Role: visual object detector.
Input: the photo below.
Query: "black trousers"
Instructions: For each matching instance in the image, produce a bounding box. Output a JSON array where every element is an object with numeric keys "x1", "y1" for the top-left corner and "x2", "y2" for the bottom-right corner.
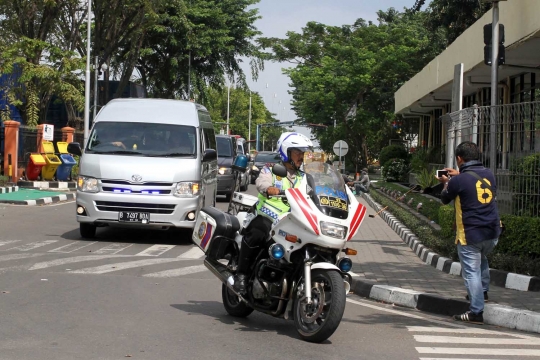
[{"x1": 242, "y1": 215, "x2": 273, "y2": 249}]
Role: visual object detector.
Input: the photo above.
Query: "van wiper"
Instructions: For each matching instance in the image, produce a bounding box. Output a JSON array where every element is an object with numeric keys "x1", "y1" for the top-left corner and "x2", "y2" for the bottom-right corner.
[
  {"x1": 146, "y1": 152, "x2": 192, "y2": 157},
  {"x1": 90, "y1": 150, "x2": 142, "y2": 155}
]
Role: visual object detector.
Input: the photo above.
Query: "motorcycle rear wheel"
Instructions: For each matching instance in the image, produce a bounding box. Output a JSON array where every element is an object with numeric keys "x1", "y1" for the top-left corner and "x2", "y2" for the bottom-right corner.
[
  {"x1": 293, "y1": 270, "x2": 346, "y2": 343},
  {"x1": 222, "y1": 284, "x2": 254, "y2": 317}
]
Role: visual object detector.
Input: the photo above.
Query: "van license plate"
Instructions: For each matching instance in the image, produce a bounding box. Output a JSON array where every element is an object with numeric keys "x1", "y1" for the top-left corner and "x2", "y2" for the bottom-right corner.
[{"x1": 119, "y1": 212, "x2": 150, "y2": 223}]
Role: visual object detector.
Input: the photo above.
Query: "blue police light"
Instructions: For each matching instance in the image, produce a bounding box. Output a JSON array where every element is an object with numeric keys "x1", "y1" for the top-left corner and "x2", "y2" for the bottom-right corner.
[
  {"x1": 268, "y1": 243, "x2": 285, "y2": 260},
  {"x1": 232, "y1": 154, "x2": 249, "y2": 173},
  {"x1": 337, "y1": 257, "x2": 352, "y2": 272}
]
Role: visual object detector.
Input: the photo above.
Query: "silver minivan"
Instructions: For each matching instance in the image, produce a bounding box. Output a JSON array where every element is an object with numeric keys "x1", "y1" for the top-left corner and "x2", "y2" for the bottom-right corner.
[{"x1": 67, "y1": 98, "x2": 218, "y2": 238}]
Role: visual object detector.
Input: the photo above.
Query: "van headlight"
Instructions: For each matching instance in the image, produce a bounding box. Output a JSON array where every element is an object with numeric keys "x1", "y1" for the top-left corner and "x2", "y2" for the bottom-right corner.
[
  {"x1": 218, "y1": 167, "x2": 232, "y2": 175},
  {"x1": 173, "y1": 182, "x2": 200, "y2": 197},
  {"x1": 77, "y1": 176, "x2": 99, "y2": 193},
  {"x1": 320, "y1": 222, "x2": 347, "y2": 240}
]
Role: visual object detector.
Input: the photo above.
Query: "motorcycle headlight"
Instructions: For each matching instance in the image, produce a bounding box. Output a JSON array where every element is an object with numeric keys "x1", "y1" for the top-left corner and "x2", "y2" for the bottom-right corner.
[
  {"x1": 77, "y1": 176, "x2": 99, "y2": 193},
  {"x1": 218, "y1": 167, "x2": 232, "y2": 175},
  {"x1": 320, "y1": 222, "x2": 348, "y2": 240},
  {"x1": 173, "y1": 182, "x2": 200, "y2": 197}
]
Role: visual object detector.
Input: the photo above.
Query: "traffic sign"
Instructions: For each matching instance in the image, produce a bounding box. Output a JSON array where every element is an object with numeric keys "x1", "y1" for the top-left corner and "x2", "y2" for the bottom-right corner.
[{"x1": 333, "y1": 140, "x2": 348, "y2": 157}]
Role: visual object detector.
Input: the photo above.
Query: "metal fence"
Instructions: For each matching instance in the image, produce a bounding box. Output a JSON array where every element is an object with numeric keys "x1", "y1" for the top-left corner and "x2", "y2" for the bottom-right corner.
[{"x1": 441, "y1": 101, "x2": 540, "y2": 217}]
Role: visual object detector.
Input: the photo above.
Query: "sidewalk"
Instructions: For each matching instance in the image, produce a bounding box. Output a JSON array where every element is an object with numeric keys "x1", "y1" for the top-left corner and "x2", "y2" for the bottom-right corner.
[
  {"x1": 0, "y1": 188, "x2": 75, "y2": 205},
  {"x1": 348, "y1": 195, "x2": 540, "y2": 334}
]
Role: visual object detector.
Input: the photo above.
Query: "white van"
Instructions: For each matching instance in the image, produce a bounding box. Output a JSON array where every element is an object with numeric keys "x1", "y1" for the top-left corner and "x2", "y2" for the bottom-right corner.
[{"x1": 67, "y1": 99, "x2": 218, "y2": 238}]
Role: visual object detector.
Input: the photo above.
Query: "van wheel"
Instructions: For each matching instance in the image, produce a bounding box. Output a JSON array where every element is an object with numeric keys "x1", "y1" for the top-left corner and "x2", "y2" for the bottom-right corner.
[{"x1": 80, "y1": 223, "x2": 96, "y2": 238}]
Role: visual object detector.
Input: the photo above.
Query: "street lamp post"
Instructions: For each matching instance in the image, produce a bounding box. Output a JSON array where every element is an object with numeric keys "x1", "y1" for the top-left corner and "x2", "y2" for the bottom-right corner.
[
  {"x1": 226, "y1": 84, "x2": 230, "y2": 135},
  {"x1": 83, "y1": 0, "x2": 92, "y2": 146},
  {"x1": 248, "y1": 91, "x2": 252, "y2": 152}
]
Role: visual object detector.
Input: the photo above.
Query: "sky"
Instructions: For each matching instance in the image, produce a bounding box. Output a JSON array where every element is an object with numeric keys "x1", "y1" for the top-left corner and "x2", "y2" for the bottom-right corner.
[{"x1": 240, "y1": 0, "x2": 431, "y2": 147}]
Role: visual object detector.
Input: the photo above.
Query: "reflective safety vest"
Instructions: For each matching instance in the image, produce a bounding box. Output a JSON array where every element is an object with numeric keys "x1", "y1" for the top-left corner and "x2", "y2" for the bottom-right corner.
[{"x1": 256, "y1": 172, "x2": 303, "y2": 222}]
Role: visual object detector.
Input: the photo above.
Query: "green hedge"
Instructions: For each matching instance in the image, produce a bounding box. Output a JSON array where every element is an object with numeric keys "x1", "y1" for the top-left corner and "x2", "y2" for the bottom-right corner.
[{"x1": 438, "y1": 205, "x2": 454, "y2": 239}]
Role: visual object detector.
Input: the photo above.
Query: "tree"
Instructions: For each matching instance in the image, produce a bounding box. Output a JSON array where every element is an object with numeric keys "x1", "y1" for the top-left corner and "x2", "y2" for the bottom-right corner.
[
  {"x1": 0, "y1": 0, "x2": 85, "y2": 126},
  {"x1": 258, "y1": 9, "x2": 443, "y2": 169}
]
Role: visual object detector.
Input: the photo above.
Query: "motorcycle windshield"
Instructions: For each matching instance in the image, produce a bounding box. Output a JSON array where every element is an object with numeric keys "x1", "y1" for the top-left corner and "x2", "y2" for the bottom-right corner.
[{"x1": 303, "y1": 161, "x2": 349, "y2": 219}]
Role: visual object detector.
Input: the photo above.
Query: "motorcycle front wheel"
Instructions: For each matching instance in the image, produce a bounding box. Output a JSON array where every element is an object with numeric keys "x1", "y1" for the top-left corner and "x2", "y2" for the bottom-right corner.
[
  {"x1": 293, "y1": 270, "x2": 346, "y2": 343},
  {"x1": 222, "y1": 283, "x2": 254, "y2": 317}
]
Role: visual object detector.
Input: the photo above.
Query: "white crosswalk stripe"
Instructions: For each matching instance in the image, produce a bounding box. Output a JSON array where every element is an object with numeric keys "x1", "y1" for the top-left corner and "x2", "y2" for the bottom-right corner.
[
  {"x1": 409, "y1": 326, "x2": 540, "y2": 359},
  {"x1": 29, "y1": 255, "x2": 130, "y2": 270},
  {"x1": 48, "y1": 241, "x2": 97, "y2": 253},
  {"x1": 177, "y1": 246, "x2": 205, "y2": 259},
  {"x1": 143, "y1": 264, "x2": 207, "y2": 278},
  {"x1": 0, "y1": 240, "x2": 21, "y2": 247},
  {"x1": 135, "y1": 244, "x2": 176, "y2": 257},
  {"x1": 69, "y1": 258, "x2": 184, "y2": 274},
  {"x1": 4, "y1": 240, "x2": 58, "y2": 251},
  {"x1": 92, "y1": 243, "x2": 133, "y2": 254}
]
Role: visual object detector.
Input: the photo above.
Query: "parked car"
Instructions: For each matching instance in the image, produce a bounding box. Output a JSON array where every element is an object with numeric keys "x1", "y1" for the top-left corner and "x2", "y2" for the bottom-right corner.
[
  {"x1": 250, "y1": 151, "x2": 281, "y2": 184},
  {"x1": 235, "y1": 137, "x2": 252, "y2": 192},
  {"x1": 67, "y1": 98, "x2": 218, "y2": 239},
  {"x1": 216, "y1": 135, "x2": 239, "y2": 201}
]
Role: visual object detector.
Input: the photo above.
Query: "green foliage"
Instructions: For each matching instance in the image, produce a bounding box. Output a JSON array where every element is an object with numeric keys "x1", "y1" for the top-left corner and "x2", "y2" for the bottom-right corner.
[
  {"x1": 409, "y1": 147, "x2": 444, "y2": 173},
  {"x1": 0, "y1": 175, "x2": 8, "y2": 187},
  {"x1": 71, "y1": 155, "x2": 80, "y2": 179},
  {"x1": 416, "y1": 168, "x2": 438, "y2": 189},
  {"x1": 438, "y1": 204, "x2": 455, "y2": 239},
  {"x1": 0, "y1": 104, "x2": 10, "y2": 122},
  {"x1": 510, "y1": 153, "x2": 540, "y2": 217},
  {"x1": 496, "y1": 214, "x2": 540, "y2": 258},
  {"x1": 258, "y1": 9, "x2": 444, "y2": 170},
  {"x1": 379, "y1": 144, "x2": 408, "y2": 167},
  {"x1": 382, "y1": 158, "x2": 408, "y2": 182},
  {"x1": 378, "y1": 181, "x2": 441, "y2": 223}
]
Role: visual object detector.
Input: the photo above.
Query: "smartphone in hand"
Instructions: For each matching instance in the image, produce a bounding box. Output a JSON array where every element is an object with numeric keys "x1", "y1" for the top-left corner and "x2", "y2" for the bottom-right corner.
[{"x1": 436, "y1": 169, "x2": 449, "y2": 178}]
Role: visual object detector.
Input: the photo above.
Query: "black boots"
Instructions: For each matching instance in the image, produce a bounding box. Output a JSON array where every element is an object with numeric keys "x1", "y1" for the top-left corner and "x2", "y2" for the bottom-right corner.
[{"x1": 233, "y1": 239, "x2": 259, "y2": 294}]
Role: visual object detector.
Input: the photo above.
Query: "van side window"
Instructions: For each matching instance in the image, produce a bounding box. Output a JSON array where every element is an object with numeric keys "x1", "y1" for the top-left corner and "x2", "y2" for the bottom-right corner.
[{"x1": 198, "y1": 111, "x2": 216, "y2": 151}]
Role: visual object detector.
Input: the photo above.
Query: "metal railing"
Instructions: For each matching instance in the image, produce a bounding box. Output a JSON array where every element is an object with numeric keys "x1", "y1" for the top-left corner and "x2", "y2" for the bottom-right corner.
[{"x1": 440, "y1": 101, "x2": 540, "y2": 217}]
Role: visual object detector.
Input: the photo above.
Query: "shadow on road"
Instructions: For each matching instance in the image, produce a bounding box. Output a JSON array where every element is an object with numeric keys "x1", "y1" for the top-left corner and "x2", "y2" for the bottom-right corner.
[
  {"x1": 61, "y1": 226, "x2": 194, "y2": 245},
  {"x1": 170, "y1": 300, "x2": 332, "y2": 343}
]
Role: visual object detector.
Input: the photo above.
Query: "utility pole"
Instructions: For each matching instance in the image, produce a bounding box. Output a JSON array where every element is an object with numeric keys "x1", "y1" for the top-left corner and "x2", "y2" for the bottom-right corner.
[
  {"x1": 489, "y1": 0, "x2": 503, "y2": 173},
  {"x1": 226, "y1": 84, "x2": 230, "y2": 135},
  {"x1": 83, "y1": 0, "x2": 92, "y2": 146},
  {"x1": 248, "y1": 91, "x2": 252, "y2": 152}
]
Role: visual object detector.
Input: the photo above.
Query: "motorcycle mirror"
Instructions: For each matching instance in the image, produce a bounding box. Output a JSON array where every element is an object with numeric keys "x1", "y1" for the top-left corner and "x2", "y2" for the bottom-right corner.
[{"x1": 272, "y1": 163, "x2": 287, "y2": 178}]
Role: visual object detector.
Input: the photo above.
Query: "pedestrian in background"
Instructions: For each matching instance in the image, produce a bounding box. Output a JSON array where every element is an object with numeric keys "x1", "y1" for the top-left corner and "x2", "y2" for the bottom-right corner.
[
  {"x1": 348, "y1": 168, "x2": 370, "y2": 194},
  {"x1": 437, "y1": 141, "x2": 501, "y2": 325}
]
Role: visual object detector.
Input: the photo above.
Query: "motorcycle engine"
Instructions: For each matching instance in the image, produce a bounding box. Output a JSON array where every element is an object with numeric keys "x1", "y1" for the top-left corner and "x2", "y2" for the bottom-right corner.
[{"x1": 251, "y1": 262, "x2": 284, "y2": 300}]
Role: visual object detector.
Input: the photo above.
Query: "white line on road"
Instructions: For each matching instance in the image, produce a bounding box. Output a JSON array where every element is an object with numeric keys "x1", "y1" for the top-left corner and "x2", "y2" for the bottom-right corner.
[
  {"x1": 143, "y1": 264, "x2": 208, "y2": 278},
  {"x1": 5, "y1": 240, "x2": 58, "y2": 251},
  {"x1": 420, "y1": 358, "x2": 510, "y2": 360},
  {"x1": 0, "y1": 240, "x2": 21, "y2": 247},
  {"x1": 48, "y1": 241, "x2": 97, "y2": 253},
  {"x1": 92, "y1": 243, "x2": 133, "y2": 254},
  {"x1": 408, "y1": 326, "x2": 537, "y2": 340},
  {"x1": 414, "y1": 335, "x2": 540, "y2": 345},
  {"x1": 0, "y1": 253, "x2": 48, "y2": 262},
  {"x1": 177, "y1": 246, "x2": 205, "y2": 259},
  {"x1": 69, "y1": 258, "x2": 183, "y2": 274},
  {"x1": 135, "y1": 245, "x2": 176, "y2": 257},
  {"x1": 29, "y1": 255, "x2": 131, "y2": 270},
  {"x1": 416, "y1": 347, "x2": 540, "y2": 356}
]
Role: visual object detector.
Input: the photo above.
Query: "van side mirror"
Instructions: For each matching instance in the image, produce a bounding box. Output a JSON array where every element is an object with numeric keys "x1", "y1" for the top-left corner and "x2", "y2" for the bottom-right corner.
[
  {"x1": 67, "y1": 142, "x2": 82, "y2": 156},
  {"x1": 203, "y1": 149, "x2": 217, "y2": 162},
  {"x1": 272, "y1": 163, "x2": 287, "y2": 178}
]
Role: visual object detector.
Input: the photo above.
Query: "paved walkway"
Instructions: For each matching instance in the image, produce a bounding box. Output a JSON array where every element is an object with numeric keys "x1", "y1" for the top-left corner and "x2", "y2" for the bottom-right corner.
[{"x1": 348, "y1": 195, "x2": 540, "y2": 317}]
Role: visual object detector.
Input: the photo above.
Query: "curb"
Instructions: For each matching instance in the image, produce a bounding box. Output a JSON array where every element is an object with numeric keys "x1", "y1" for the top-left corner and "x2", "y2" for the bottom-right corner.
[
  {"x1": 17, "y1": 181, "x2": 76, "y2": 190},
  {"x1": 0, "y1": 193, "x2": 75, "y2": 206},
  {"x1": 362, "y1": 192, "x2": 540, "y2": 292},
  {"x1": 350, "y1": 278, "x2": 540, "y2": 334},
  {"x1": 0, "y1": 186, "x2": 19, "y2": 194}
]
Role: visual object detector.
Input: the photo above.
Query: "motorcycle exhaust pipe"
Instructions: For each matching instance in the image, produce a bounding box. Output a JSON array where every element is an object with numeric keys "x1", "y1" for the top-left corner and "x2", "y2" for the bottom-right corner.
[
  {"x1": 343, "y1": 280, "x2": 351, "y2": 295},
  {"x1": 204, "y1": 258, "x2": 248, "y2": 303}
]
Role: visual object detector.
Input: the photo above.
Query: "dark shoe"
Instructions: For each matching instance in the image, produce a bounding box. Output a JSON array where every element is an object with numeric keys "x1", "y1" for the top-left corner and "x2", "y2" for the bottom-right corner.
[
  {"x1": 465, "y1": 291, "x2": 488, "y2": 302},
  {"x1": 453, "y1": 311, "x2": 483, "y2": 324},
  {"x1": 233, "y1": 274, "x2": 247, "y2": 294}
]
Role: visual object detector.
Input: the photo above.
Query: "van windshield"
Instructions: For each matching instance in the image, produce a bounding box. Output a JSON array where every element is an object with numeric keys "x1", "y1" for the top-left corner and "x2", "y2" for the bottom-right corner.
[
  {"x1": 216, "y1": 137, "x2": 232, "y2": 158},
  {"x1": 86, "y1": 122, "x2": 197, "y2": 157}
]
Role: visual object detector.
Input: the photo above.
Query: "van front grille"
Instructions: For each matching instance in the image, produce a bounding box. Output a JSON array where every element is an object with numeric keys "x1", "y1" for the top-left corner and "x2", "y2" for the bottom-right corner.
[
  {"x1": 101, "y1": 180, "x2": 173, "y2": 187},
  {"x1": 95, "y1": 201, "x2": 176, "y2": 214}
]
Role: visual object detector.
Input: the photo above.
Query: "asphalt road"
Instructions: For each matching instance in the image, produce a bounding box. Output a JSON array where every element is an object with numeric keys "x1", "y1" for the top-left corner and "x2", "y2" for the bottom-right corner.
[{"x1": 1, "y1": 188, "x2": 540, "y2": 360}]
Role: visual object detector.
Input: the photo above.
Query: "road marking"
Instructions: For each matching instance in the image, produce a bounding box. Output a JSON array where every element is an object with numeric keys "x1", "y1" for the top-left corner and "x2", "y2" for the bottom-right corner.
[
  {"x1": 420, "y1": 358, "x2": 510, "y2": 360},
  {"x1": 416, "y1": 347, "x2": 540, "y2": 356},
  {"x1": 29, "y1": 255, "x2": 130, "y2": 270},
  {"x1": 407, "y1": 326, "x2": 536, "y2": 340},
  {"x1": 177, "y1": 246, "x2": 205, "y2": 259},
  {"x1": 0, "y1": 253, "x2": 47, "y2": 262},
  {"x1": 143, "y1": 264, "x2": 208, "y2": 278},
  {"x1": 5, "y1": 240, "x2": 58, "y2": 251},
  {"x1": 48, "y1": 241, "x2": 97, "y2": 253},
  {"x1": 69, "y1": 258, "x2": 183, "y2": 274},
  {"x1": 92, "y1": 243, "x2": 133, "y2": 254},
  {"x1": 0, "y1": 240, "x2": 20, "y2": 247},
  {"x1": 135, "y1": 245, "x2": 176, "y2": 257},
  {"x1": 414, "y1": 335, "x2": 540, "y2": 345}
]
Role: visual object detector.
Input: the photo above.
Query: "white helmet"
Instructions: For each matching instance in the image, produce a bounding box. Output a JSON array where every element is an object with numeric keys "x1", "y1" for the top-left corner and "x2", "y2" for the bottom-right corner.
[{"x1": 277, "y1": 132, "x2": 314, "y2": 164}]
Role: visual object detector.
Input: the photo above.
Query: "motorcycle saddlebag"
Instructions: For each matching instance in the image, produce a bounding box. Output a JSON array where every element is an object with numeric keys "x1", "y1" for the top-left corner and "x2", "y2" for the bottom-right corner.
[{"x1": 192, "y1": 206, "x2": 240, "y2": 253}]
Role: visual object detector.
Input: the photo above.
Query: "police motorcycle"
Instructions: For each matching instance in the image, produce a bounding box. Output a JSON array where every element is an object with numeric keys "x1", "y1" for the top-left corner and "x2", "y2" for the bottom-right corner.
[{"x1": 192, "y1": 155, "x2": 366, "y2": 343}]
